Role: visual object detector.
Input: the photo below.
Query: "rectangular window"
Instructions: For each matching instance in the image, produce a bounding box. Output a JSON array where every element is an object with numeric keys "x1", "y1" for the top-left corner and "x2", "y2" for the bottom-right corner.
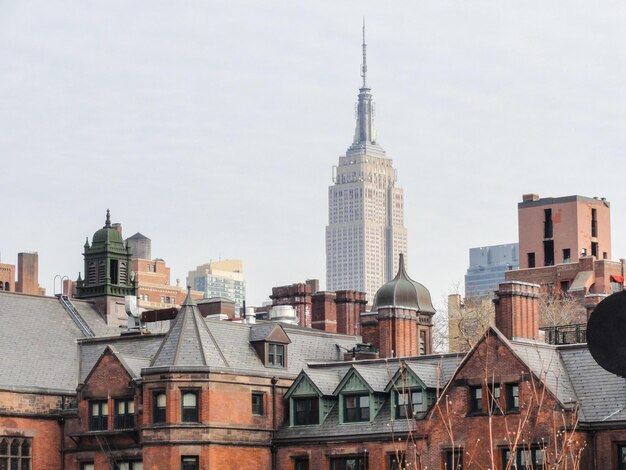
[
  {"x1": 182, "y1": 391, "x2": 199, "y2": 422},
  {"x1": 543, "y1": 240, "x2": 554, "y2": 266},
  {"x1": 252, "y1": 392, "x2": 264, "y2": 416},
  {"x1": 114, "y1": 398, "x2": 135, "y2": 429},
  {"x1": 0, "y1": 437, "x2": 31, "y2": 470},
  {"x1": 343, "y1": 394, "x2": 370, "y2": 422},
  {"x1": 294, "y1": 397, "x2": 319, "y2": 425},
  {"x1": 591, "y1": 242, "x2": 598, "y2": 258},
  {"x1": 445, "y1": 449, "x2": 463, "y2": 470},
  {"x1": 181, "y1": 456, "x2": 199, "y2": 470},
  {"x1": 563, "y1": 248, "x2": 571, "y2": 263},
  {"x1": 502, "y1": 448, "x2": 544, "y2": 468},
  {"x1": 268, "y1": 344, "x2": 285, "y2": 368},
  {"x1": 618, "y1": 445, "x2": 626, "y2": 470},
  {"x1": 389, "y1": 453, "x2": 406, "y2": 470},
  {"x1": 544, "y1": 208, "x2": 553, "y2": 238},
  {"x1": 507, "y1": 384, "x2": 520, "y2": 412},
  {"x1": 89, "y1": 400, "x2": 108, "y2": 431},
  {"x1": 591, "y1": 208, "x2": 598, "y2": 237},
  {"x1": 395, "y1": 389, "x2": 423, "y2": 419},
  {"x1": 110, "y1": 259, "x2": 119, "y2": 284},
  {"x1": 81, "y1": 463, "x2": 95, "y2": 470},
  {"x1": 116, "y1": 462, "x2": 143, "y2": 470},
  {"x1": 419, "y1": 330, "x2": 426, "y2": 355},
  {"x1": 488, "y1": 384, "x2": 501, "y2": 415},
  {"x1": 560, "y1": 280, "x2": 570, "y2": 293},
  {"x1": 330, "y1": 456, "x2": 366, "y2": 470},
  {"x1": 527, "y1": 253, "x2": 535, "y2": 268},
  {"x1": 293, "y1": 458, "x2": 309, "y2": 470},
  {"x1": 470, "y1": 386, "x2": 482, "y2": 413},
  {"x1": 153, "y1": 392, "x2": 166, "y2": 424}
]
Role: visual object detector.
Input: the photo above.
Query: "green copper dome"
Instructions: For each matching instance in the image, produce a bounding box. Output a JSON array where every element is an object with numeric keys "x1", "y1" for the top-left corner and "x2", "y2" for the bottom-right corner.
[
  {"x1": 372, "y1": 254, "x2": 436, "y2": 314},
  {"x1": 91, "y1": 210, "x2": 124, "y2": 247}
]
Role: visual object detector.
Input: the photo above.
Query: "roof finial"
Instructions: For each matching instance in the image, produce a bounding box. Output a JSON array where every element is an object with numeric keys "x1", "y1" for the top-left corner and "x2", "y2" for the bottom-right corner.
[
  {"x1": 361, "y1": 18, "x2": 367, "y2": 89},
  {"x1": 105, "y1": 209, "x2": 111, "y2": 228}
]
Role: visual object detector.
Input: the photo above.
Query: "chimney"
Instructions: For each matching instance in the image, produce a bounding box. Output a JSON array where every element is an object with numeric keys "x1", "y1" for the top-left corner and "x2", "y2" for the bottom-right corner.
[
  {"x1": 111, "y1": 223, "x2": 123, "y2": 236},
  {"x1": 336, "y1": 290, "x2": 367, "y2": 336},
  {"x1": 494, "y1": 281, "x2": 540, "y2": 340},
  {"x1": 311, "y1": 291, "x2": 337, "y2": 332},
  {"x1": 16, "y1": 252, "x2": 39, "y2": 295}
]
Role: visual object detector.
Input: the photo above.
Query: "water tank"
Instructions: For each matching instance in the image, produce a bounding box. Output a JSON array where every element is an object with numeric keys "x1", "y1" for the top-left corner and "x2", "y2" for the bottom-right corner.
[
  {"x1": 245, "y1": 307, "x2": 256, "y2": 324},
  {"x1": 269, "y1": 305, "x2": 298, "y2": 324}
]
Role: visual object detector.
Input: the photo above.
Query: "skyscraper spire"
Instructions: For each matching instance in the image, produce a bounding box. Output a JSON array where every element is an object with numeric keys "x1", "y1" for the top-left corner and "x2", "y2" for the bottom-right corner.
[
  {"x1": 361, "y1": 18, "x2": 367, "y2": 89},
  {"x1": 352, "y1": 20, "x2": 378, "y2": 148}
]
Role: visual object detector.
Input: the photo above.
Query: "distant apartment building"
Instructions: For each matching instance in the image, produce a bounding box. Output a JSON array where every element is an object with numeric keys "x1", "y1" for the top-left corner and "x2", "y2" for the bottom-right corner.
[
  {"x1": 187, "y1": 259, "x2": 246, "y2": 310},
  {"x1": 464, "y1": 243, "x2": 519, "y2": 299},
  {"x1": 518, "y1": 194, "x2": 611, "y2": 269},
  {"x1": 125, "y1": 232, "x2": 202, "y2": 309},
  {"x1": 0, "y1": 252, "x2": 44, "y2": 295},
  {"x1": 0, "y1": 262, "x2": 15, "y2": 292}
]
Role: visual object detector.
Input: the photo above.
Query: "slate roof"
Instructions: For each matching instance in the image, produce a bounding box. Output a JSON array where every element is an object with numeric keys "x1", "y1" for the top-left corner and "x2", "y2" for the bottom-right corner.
[
  {"x1": 559, "y1": 345, "x2": 626, "y2": 423},
  {"x1": 510, "y1": 339, "x2": 578, "y2": 405},
  {"x1": 0, "y1": 292, "x2": 115, "y2": 393},
  {"x1": 151, "y1": 292, "x2": 228, "y2": 368}
]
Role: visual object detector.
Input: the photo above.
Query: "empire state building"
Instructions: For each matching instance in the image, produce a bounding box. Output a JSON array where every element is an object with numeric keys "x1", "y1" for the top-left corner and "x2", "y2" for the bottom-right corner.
[{"x1": 325, "y1": 27, "x2": 407, "y2": 303}]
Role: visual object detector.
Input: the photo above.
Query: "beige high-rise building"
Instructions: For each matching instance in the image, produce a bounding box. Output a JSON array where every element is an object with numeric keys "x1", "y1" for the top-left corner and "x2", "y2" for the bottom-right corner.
[
  {"x1": 187, "y1": 259, "x2": 246, "y2": 310},
  {"x1": 325, "y1": 28, "x2": 407, "y2": 303}
]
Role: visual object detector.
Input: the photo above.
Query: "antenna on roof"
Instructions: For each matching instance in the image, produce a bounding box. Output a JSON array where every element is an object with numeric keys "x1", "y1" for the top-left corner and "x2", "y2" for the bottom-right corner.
[{"x1": 360, "y1": 18, "x2": 367, "y2": 89}]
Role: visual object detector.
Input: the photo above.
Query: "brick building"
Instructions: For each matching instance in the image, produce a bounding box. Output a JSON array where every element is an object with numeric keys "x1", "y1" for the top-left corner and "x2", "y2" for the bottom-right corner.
[{"x1": 2, "y1": 244, "x2": 626, "y2": 469}]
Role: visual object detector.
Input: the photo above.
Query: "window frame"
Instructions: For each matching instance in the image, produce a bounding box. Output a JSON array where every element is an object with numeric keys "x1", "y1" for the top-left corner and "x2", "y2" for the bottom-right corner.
[
  {"x1": 343, "y1": 393, "x2": 370, "y2": 423},
  {"x1": 395, "y1": 389, "x2": 423, "y2": 419},
  {"x1": 618, "y1": 444, "x2": 626, "y2": 470},
  {"x1": 293, "y1": 396, "x2": 320, "y2": 426},
  {"x1": 181, "y1": 456, "x2": 199, "y2": 470},
  {"x1": 445, "y1": 448, "x2": 463, "y2": 470},
  {"x1": 0, "y1": 437, "x2": 31, "y2": 470},
  {"x1": 469, "y1": 386, "x2": 482, "y2": 414},
  {"x1": 389, "y1": 452, "x2": 407, "y2": 470},
  {"x1": 268, "y1": 343, "x2": 285, "y2": 368},
  {"x1": 153, "y1": 391, "x2": 166, "y2": 424},
  {"x1": 293, "y1": 457, "x2": 310, "y2": 470},
  {"x1": 251, "y1": 392, "x2": 264, "y2": 416},
  {"x1": 506, "y1": 383, "x2": 520, "y2": 413},
  {"x1": 181, "y1": 390, "x2": 199, "y2": 423},
  {"x1": 329, "y1": 455, "x2": 366, "y2": 470},
  {"x1": 115, "y1": 461, "x2": 143, "y2": 470},
  {"x1": 80, "y1": 463, "x2": 95, "y2": 470},
  {"x1": 502, "y1": 447, "x2": 545, "y2": 469},
  {"x1": 487, "y1": 383, "x2": 501, "y2": 415},
  {"x1": 114, "y1": 397, "x2": 135, "y2": 430},
  {"x1": 89, "y1": 399, "x2": 109, "y2": 431}
]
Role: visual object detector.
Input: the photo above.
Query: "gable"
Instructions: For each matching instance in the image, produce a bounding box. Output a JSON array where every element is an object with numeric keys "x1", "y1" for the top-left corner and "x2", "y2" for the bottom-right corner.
[
  {"x1": 385, "y1": 364, "x2": 426, "y2": 393},
  {"x1": 81, "y1": 347, "x2": 134, "y2": 399},
  {"x1": 286, "y1": 373, "x2": 321, "y2": 399},
  {"x1": 334, "y1": 368, "x2": 371, "y2": 395}
]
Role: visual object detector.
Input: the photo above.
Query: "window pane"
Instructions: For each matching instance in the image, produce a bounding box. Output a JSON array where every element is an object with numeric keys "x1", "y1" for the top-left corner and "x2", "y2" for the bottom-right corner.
[
  {"x1": 92, "y1": 403, "x2": 99, "y2": 416},
  {"x1": 10, "y1": 442, "x2": 18, "y2": 456},
  {"x1": 156, "y1": 393, "x2": 166, "y2": 407},
  {"x1": 20, "y1": 442, "x2": 29, "y2": 457},
  {"x1": 119, "y1": 463, "x2": 129, "y2": 470},
  {"x1": 102, "y1": 403, "x2": 108, "y2": 415},
  {"x1": 183, "y1": 393, "x2": 197, "y2": 407},
  {"x1": 134, "y1": 463, "x2": 143, "y2": 470},
  {"x1": 118, "y1": 401, "x2": 126, "y2": 414},
  {"x1": 128, "y1": 401, "x2": 135, "y2": 414}
]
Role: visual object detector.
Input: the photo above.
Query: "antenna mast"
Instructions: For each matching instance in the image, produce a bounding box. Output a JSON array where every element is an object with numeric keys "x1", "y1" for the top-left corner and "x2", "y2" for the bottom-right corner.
[{"x1": 361, "y1": 18, "x2": 367, "y2": 88}]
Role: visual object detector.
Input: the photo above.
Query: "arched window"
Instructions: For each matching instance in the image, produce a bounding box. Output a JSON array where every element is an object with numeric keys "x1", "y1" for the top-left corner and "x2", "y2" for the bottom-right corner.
[
  {"x1": 0, "y1": 437, "x2": 31, "y2": 469},
  {"x1": 4, "y1": 282, "x2": 8, "y2": 292},
  {"x1": 0, "y1": 282, "x2": 3, "y2": 291}
]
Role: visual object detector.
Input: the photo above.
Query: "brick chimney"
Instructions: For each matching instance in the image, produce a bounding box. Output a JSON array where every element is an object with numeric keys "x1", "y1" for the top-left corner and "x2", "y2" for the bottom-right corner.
[
  {"x1": 494, "y1": 281, "x2": 540, "y2": 340},
  {"x1": 311, "y1": 291, "x2": 337, "y2": 332},
  {"x1": 336, "y1": 290, "x2": 367, "y2": 336}
]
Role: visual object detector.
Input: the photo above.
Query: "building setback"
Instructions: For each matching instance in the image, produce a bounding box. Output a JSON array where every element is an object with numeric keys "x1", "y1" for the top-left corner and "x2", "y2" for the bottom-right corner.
[
  {"x1": 187, "y1": 259, "x2": 246, "y2": 311},
  {"x1": 326, "y1": 26, "x2": 407, "y2": 303}
]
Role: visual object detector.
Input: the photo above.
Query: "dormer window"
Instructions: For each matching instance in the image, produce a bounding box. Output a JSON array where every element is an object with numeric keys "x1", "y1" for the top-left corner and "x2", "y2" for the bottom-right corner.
[
  {"x1": 294, "y1": 397, "x2": 319, "y2": 425},
  {"x1": 268, "y1": 343, "x2": 285, "y2": 368},
  {"x1": 395, "y1": 389, "x2": 423, "y2": 419},
  {"x1": 343, "y1": 394, "x2": 370, "y2": 422}
]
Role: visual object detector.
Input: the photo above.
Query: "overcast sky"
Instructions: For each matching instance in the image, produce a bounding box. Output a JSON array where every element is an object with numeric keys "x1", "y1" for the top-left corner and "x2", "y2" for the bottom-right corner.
[{"x1": 2, "y1": 1, "x2": 626, "y2": 308}]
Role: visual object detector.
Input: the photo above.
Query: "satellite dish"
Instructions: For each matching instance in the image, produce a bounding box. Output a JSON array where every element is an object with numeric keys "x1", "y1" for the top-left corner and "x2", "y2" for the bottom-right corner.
[{"x1": 587, "y1": 290, "x2": 626, "y2": 377}]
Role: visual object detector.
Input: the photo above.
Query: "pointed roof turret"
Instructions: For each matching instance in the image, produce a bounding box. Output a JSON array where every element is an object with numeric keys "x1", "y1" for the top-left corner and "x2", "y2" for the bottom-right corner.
[
  {"x1": 372, "y1": 254, "x2": 436, "y2": 314},
  {"x1": 150, "y1": 288, "x2": 228, "y2": 369}
]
